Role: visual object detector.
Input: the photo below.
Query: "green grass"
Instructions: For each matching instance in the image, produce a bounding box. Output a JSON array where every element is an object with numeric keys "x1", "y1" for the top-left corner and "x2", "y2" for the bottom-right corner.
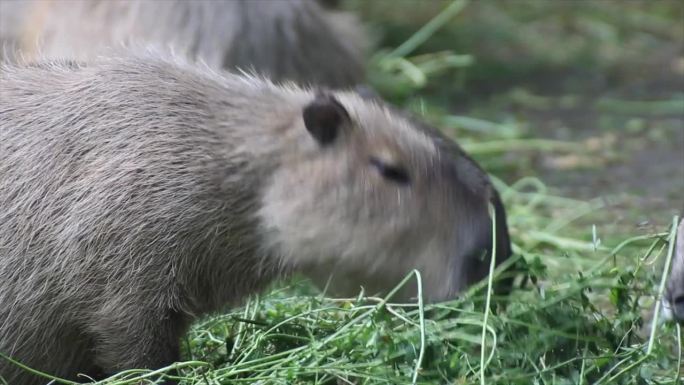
[
  {"x1": 4, "y1": 1, "x2": 683, "y2": 384},
  {"x1": 26, "y1": 184, "x2": 680, "y2": 384}
]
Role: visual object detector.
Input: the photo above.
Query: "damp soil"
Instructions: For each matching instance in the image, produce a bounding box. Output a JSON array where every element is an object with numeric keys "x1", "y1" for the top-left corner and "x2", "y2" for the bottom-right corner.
[{"x1": 458, "y1": 55, "x2": 684, "y2": 232}]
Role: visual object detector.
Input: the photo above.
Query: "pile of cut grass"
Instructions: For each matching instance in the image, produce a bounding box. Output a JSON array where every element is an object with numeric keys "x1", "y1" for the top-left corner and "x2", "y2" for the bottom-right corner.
[{"x1": 83, "y1": 180, "x2": 679, "y2": 385}]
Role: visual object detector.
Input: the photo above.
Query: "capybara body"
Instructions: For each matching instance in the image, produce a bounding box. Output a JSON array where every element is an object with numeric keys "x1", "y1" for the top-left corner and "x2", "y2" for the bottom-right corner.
[
  {"x1": 0, "y1": 53, "x2": 510, "y2": 383},
  {"x1": 0, "y1": 0, "x2": 30, "y2": 58},
  {"x1": 17, "y1": 0, "x2": 366, "y2": 87},
  {"x1": 664, "y1": 218, "x2": 684, "y2": 324}
]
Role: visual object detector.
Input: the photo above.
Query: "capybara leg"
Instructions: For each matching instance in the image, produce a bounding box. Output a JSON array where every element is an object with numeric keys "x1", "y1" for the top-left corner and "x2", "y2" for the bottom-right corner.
[{"x1": 89, "y1": 307, "x2": 186, "y2": 383}]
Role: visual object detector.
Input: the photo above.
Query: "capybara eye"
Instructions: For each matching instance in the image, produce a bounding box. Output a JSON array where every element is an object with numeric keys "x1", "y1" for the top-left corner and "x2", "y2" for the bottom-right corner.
[{"x1": 369, "y1": 156, "x2": 410, "y2": 185}]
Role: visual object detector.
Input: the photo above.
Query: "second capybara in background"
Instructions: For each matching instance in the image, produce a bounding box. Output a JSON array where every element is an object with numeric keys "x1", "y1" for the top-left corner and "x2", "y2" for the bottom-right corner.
[
  {"x1": 0, "y1": 0, "x2": 31, "y2": 58},
  {"x1": 16, "y1": 0, "x2": 367, "y2": 87}
]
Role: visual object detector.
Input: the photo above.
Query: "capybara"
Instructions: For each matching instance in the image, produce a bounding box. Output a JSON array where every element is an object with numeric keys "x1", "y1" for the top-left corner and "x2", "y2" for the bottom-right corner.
[
  {"x1": 664, "y1": 218, "x2": 684, "y2": 324},
  {"x1": 0, "y1": 0, "x2": 30, "y2": 59},
  {"x1": 0, "y1": 52, "x2": 510, "y2": 384},
  {"x1": 15, "y1": 0, "x2": 366, "y2": 87}
]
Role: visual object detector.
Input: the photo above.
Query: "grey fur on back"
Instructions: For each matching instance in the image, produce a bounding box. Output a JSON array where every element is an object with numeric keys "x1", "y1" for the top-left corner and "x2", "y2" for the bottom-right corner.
[
  {"x1": 17, "y1": 0, "x2": 366, "y2": 88},
  {"x1": 0, "y1": 54, "x2": 286, "y2": 383},
  {"x1": 0, "y1": 52, "x2": 508, "y2": 383}
]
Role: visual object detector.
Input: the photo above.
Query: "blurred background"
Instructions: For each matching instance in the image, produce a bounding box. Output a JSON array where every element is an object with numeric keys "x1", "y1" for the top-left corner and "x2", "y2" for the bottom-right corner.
[{"x1": 355, "y1": 0, "x2": 683, "y2": 236}]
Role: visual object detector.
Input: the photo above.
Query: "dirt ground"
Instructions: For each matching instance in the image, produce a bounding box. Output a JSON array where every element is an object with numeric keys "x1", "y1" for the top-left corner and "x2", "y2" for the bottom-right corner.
[
  {"x1": 459, "y1": 51, "x2": 684, "y2": 232},
  {"x1": 527, "y1": 81, "x2": 682, "y2": 226}
]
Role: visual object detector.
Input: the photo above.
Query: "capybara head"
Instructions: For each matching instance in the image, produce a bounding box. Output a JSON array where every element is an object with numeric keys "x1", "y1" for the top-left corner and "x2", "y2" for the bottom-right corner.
[{"x1": 259, "y1": 92, "x2": 510, "y2": 301}]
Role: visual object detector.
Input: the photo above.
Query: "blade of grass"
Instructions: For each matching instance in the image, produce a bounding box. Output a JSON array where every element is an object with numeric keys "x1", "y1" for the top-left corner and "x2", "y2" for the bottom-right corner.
[
  {"x1": 480, "y1": 203, "x2": 499, "y2": 385},
  {"x1": 387, "y1": 0, "x2": 469, "y2": 59}
]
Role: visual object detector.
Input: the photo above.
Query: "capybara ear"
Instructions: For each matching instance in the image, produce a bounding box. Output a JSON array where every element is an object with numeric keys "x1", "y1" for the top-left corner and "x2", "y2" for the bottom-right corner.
[{"x1": 303, "y1": 93, "x2": 351, "y2": 146}]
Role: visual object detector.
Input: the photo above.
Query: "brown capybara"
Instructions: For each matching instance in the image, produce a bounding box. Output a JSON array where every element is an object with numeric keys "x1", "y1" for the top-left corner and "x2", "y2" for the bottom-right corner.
[
  {"x1": 0, "y1": 52, "x2": 511, "y2": 384},
  {"x1": 14, "y1": 0, "x2": 366, "y2": 88}
]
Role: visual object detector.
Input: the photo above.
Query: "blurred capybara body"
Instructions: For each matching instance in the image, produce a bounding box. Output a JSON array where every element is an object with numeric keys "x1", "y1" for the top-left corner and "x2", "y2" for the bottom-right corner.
[
  {"x1": 16, "y1": 0, "x2": 366, "y2": 87},
  {"x1": 0, "y1": 0, "x2": 30, "y2": 58},
  {"x1": 664, "y1": 218, "x2": 684, "y2": 324},
  {"x1": 0, "y1": 53, "x2": 510, "y2": 384}
]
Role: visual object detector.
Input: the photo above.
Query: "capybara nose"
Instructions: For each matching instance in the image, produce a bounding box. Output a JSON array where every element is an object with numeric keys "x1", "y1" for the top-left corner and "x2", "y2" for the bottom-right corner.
[{"x1": 673, "y1": 294, "x2": 684, "y2": 324}]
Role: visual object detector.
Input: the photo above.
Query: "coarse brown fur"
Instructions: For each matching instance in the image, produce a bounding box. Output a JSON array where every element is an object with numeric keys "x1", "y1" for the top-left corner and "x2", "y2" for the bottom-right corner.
[
  {"x1": 13, "y1": 0, "x2": 366, "y2": 88},
  {"x1": 0, "y1": 52, "x2": 510, "y2": 384}
]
